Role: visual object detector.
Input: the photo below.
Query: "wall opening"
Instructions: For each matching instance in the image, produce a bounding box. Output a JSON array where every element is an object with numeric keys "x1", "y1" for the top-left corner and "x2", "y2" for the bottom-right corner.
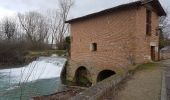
[
  {"x1": 74, "y1": 66, "x2": 92, "y2": 87},
  {"x1": 151, "y1": 46, "x2": 156, "y2": 61},
  {"x1": 90, "y1": 43, "x2": 97, "y2": 51},
  {"x1": 97, "y1": 70, "x2": 116, "y2": 82},
  {"x1": 146, "y1": 9, "x2": 152, "y2": 36}
]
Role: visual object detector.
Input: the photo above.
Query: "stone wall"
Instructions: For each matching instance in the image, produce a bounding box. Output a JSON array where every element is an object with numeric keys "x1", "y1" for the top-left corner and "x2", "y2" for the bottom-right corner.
[
  {"x1": 66, "y1": 60, "x2": 125, "y2": 85},
  {"x1": 70, "y1": 73, "x2": 127, "y2": 100},
  {"x1": 161, "y1": 52, "x2": 170, "y2": 60}
]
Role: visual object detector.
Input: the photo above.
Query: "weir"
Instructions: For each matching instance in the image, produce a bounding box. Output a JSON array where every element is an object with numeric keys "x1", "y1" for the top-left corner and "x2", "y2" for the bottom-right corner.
[{"x1": 0, "y1": 56, "x2": 67, "y2": 100}]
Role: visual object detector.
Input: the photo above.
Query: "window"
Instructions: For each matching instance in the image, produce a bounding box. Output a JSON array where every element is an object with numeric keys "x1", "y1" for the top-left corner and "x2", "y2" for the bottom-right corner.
[
  {"x1": 156, "y1": 27, "x2": 161, "y2": 36},
  {"x1": 90, "y1": 43, "x2": 97, "y2": 51},
  {"x1": 146, "y1": 9, "x2": 152, "y2": 35}
]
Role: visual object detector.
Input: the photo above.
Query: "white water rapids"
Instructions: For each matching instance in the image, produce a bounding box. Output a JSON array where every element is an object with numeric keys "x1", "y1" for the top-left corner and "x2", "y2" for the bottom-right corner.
[
  {"x1": 0, "y1": 56, "x2": 67, "y2": 100},
  {"x1": 0, "y1": 57, "x2": 66, "y2": 83}
]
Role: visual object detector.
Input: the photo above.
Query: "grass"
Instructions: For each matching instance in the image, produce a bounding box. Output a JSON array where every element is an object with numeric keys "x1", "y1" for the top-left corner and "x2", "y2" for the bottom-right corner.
[
  {"x1": 128, "y1": 62, "x2": 158, "y2": 75},
  {"x1": 24, "y1": 50, "x2": 66, "y2": 63},
  {"x1": 136, "y1": 62, "x2": 158, "y2": 70},
  {"x1": 29, "y1": 50, "x2": 66, "y2": 57}
]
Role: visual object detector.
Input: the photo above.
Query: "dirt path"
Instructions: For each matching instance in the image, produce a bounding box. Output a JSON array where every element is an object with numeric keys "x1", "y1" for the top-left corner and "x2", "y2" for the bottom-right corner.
[
  {"x1": 103, "y1": 63, "x2": 163, "y2": 100},
  {"x1": 162, "y1": 59, "x2": 170, "y2": 100}
]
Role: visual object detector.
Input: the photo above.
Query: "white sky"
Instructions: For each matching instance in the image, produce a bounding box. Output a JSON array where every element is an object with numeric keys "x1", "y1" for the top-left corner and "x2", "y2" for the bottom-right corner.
[{"x1": 0, "y1": 0, "x2": 168, "y2": 19}]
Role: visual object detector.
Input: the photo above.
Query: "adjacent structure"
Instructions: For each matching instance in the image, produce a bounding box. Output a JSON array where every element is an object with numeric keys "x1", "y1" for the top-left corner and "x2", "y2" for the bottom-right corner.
[
  {"x1": 160, "y1": 46, "x2": 170, "y2": 59},
  {"x1": 65, "y1": 0, "x2": 166, "y2": 85}
]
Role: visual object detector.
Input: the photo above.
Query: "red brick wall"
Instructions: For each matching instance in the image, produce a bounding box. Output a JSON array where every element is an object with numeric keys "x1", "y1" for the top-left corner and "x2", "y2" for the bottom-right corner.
[
  {"x1": 135, "y1": 6, "x2": 159, "y2": 63},
  {"x1": 68, "y1": 5, "x2": 160, "y2": 84},
  {"x1": 71, "y1": 7, "x2": 136, "y2": 68}
]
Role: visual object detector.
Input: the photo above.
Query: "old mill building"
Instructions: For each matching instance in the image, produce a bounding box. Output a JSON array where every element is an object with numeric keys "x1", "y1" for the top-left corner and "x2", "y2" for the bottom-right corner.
[{"x1": 65, "y1": 0, "x2": 166, "y2": 85}]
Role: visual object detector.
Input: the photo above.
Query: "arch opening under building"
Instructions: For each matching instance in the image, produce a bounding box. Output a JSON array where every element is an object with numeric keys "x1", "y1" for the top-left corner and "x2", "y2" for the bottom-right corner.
[
  {"x1": 74, "y1": 66, "x2": 92, "y2": 87},
  {"x1": 97, "y1": 70, "x2": 116, "y2": 82}
]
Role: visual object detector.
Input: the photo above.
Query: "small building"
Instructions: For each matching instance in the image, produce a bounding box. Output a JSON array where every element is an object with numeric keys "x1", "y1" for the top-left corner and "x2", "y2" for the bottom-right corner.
[
  {"x1": 65, "y1": 0, "x2": 166, "y2": 85},
  {"x1": 160, "y1": 46, "x2": 170, "y2": 59}
]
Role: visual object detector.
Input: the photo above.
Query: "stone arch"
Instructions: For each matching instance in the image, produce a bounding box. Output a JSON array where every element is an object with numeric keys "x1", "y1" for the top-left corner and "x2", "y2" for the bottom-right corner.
[
  {"x1": 74, "y1": 66, "x2": 92, "y2": 87},
  {"x1": 97, "y1": 70, "x2": 116, "y2": 82}
]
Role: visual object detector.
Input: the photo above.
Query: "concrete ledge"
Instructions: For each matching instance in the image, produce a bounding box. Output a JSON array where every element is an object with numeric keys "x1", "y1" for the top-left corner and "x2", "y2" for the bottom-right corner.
[
  {"x1": 161, "y1": 69, "x2": 167, "y2": 100},
  {"x1": 69, "y1": 73, "x2": 127, "y2": 100}
]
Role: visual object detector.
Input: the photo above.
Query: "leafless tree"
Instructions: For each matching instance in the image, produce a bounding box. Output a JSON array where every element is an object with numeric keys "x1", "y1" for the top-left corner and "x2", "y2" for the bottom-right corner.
[
  {"x1": 159, "y1": 9, "x2": 170, "y2": 49},
  {"x1": 47, "y1": 10, "x2": 60, "y2": 49},
  {"x1": 18, "y1": 11, "x2": 49, "y2": 49},
  {"x1": 160, "y1": 9, "x2": 170, "y2": 38},
  {"x1": 1, "y1": 18, "x2": 17, "y2": 41},
  {"x1": 48, "y1": 0, "x2": 74, "y2": 49}
]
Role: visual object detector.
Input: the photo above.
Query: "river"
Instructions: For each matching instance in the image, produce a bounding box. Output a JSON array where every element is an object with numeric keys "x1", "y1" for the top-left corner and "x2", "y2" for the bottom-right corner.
[{"x1": 0, "y1": 56, "x2": 67, "y2": 100}]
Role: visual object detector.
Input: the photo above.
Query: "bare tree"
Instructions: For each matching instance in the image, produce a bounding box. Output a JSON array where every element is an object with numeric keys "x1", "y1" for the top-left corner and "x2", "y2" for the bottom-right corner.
[
  {"x1": 160, "y1": 9, "x2": 170, "y2": 38},
  {"x1": 47, "y1": 10, "x2": 60, "y2": 49},
  {"x1": 48, "y1": 0, "x2": 74, "y2": 50},
  {"x1": 1, "y1": 18, "x2": 17, "y2": 41},
  {"x1": 18, "y1": 11, "x2": 49, "y2": 49},
  {"x1": 57, "y1": 0, "x2": 74, "y2": 49},
  {"x1": 159, "y1": 9, "x2": 170, "y2": 49}
]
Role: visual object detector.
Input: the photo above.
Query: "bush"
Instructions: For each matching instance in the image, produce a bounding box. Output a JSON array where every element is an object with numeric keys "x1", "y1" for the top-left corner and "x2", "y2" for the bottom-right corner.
[{"x1": 0, "y1": 40, "x2": 28, "y2": 65}]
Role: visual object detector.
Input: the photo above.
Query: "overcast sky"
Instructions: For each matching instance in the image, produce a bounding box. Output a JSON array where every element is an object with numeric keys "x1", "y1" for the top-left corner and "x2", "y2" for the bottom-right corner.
[{"x1": 0, "y1": 0, "x2": 169, "y2": 19}]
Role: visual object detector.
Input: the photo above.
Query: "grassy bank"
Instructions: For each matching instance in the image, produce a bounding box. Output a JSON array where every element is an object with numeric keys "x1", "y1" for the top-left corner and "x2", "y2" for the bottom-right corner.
[
  {"x1": 128, "y1": 62, "x2": 158, "y2": 75},
  {"x1": 0, "y1": 50, "x2": 66, "y2": 68},
  {"x1": 25, "y1": 50, "x2": 66, "y2": 63}
]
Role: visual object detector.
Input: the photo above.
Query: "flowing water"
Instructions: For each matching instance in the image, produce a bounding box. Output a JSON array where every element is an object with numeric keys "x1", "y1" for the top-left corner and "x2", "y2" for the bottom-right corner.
[{"x1": 0, "y1": 56, "x2": 67, "y2": 100}]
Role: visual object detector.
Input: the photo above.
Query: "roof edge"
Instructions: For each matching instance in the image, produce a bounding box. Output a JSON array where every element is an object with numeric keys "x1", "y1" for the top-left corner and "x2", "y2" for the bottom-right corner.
[
  {"x1": 66, "y1": 1, "x2": 142, "y2": 23},
  {"x1": 66, "y1": 0, "x2": 166, "y2": 23}
]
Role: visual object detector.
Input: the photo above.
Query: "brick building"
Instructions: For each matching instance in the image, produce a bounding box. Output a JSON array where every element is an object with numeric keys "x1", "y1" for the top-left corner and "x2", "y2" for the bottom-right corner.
[{"x1": 65, "y1": 0, "x2": 166, "y2": 85}]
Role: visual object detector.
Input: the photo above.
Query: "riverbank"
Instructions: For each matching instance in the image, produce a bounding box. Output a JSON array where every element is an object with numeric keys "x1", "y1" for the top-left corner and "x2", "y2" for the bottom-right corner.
[
  {"x1": 32, "y1": 86, "x2": 85, "y2": 100},
  {"x1": 25, "y1": 50, "x2": 66, "y2": 63},
  {"x1": 0, "y1": 64, "x2": 27, "y2": 69},
  {"x1": 0, "y1": 50, "x2": 66, "y2": 69}
]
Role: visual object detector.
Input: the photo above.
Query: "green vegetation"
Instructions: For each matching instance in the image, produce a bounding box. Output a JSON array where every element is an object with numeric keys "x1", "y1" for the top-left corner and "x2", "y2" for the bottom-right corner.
[
  {"x1": 64, "y1": 76, "x2": 92, "y2": 87},
  {"x1": 136, "y1": 63, "x2": 158, "y2": 70},
  {"x1": 129, "y1": 62, "x2": 158, "y2": 74},
  {"x1": 77, "y1": 76, "x2": 92, "y2": 87},
  {"x1": 29, "y1": 50, "x2": 65, "y2": 56},
  {"x1": 25, "y1": 50, "x2": 66, "y2": 63},
  {"x1": 159, "y1": 38, "x2": 170, "y2": 49}
]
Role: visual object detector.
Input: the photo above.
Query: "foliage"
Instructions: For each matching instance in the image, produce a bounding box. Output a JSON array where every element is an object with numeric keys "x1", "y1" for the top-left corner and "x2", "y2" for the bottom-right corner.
[
  {"x1": 24, "y1": 50, "x2": 66, "y2": 63},
  {"x1": 0, "y1": 0, "x2": 74, "y2": 65},
  {"x1": 159, "y1": 10, "x2": 170, "y2": 49},
  {"x1": 64, "y1": 36, "x2": 71, "y2": 55},
  {"x1": 0, "y1": 40, "x2": 28, "y2": 65},
  {"x1": 129, "y1": 62, "x2": 158, "y2": 75},
  {"x1": 135, "y1": 63, "x2": 157, "y2": 70},
  {"x1": 28, "y1": 50, "x2": 65, "y2": 57},
  {"x1": 159, "y1": 37, "x2": 170, "y2": 49}
]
